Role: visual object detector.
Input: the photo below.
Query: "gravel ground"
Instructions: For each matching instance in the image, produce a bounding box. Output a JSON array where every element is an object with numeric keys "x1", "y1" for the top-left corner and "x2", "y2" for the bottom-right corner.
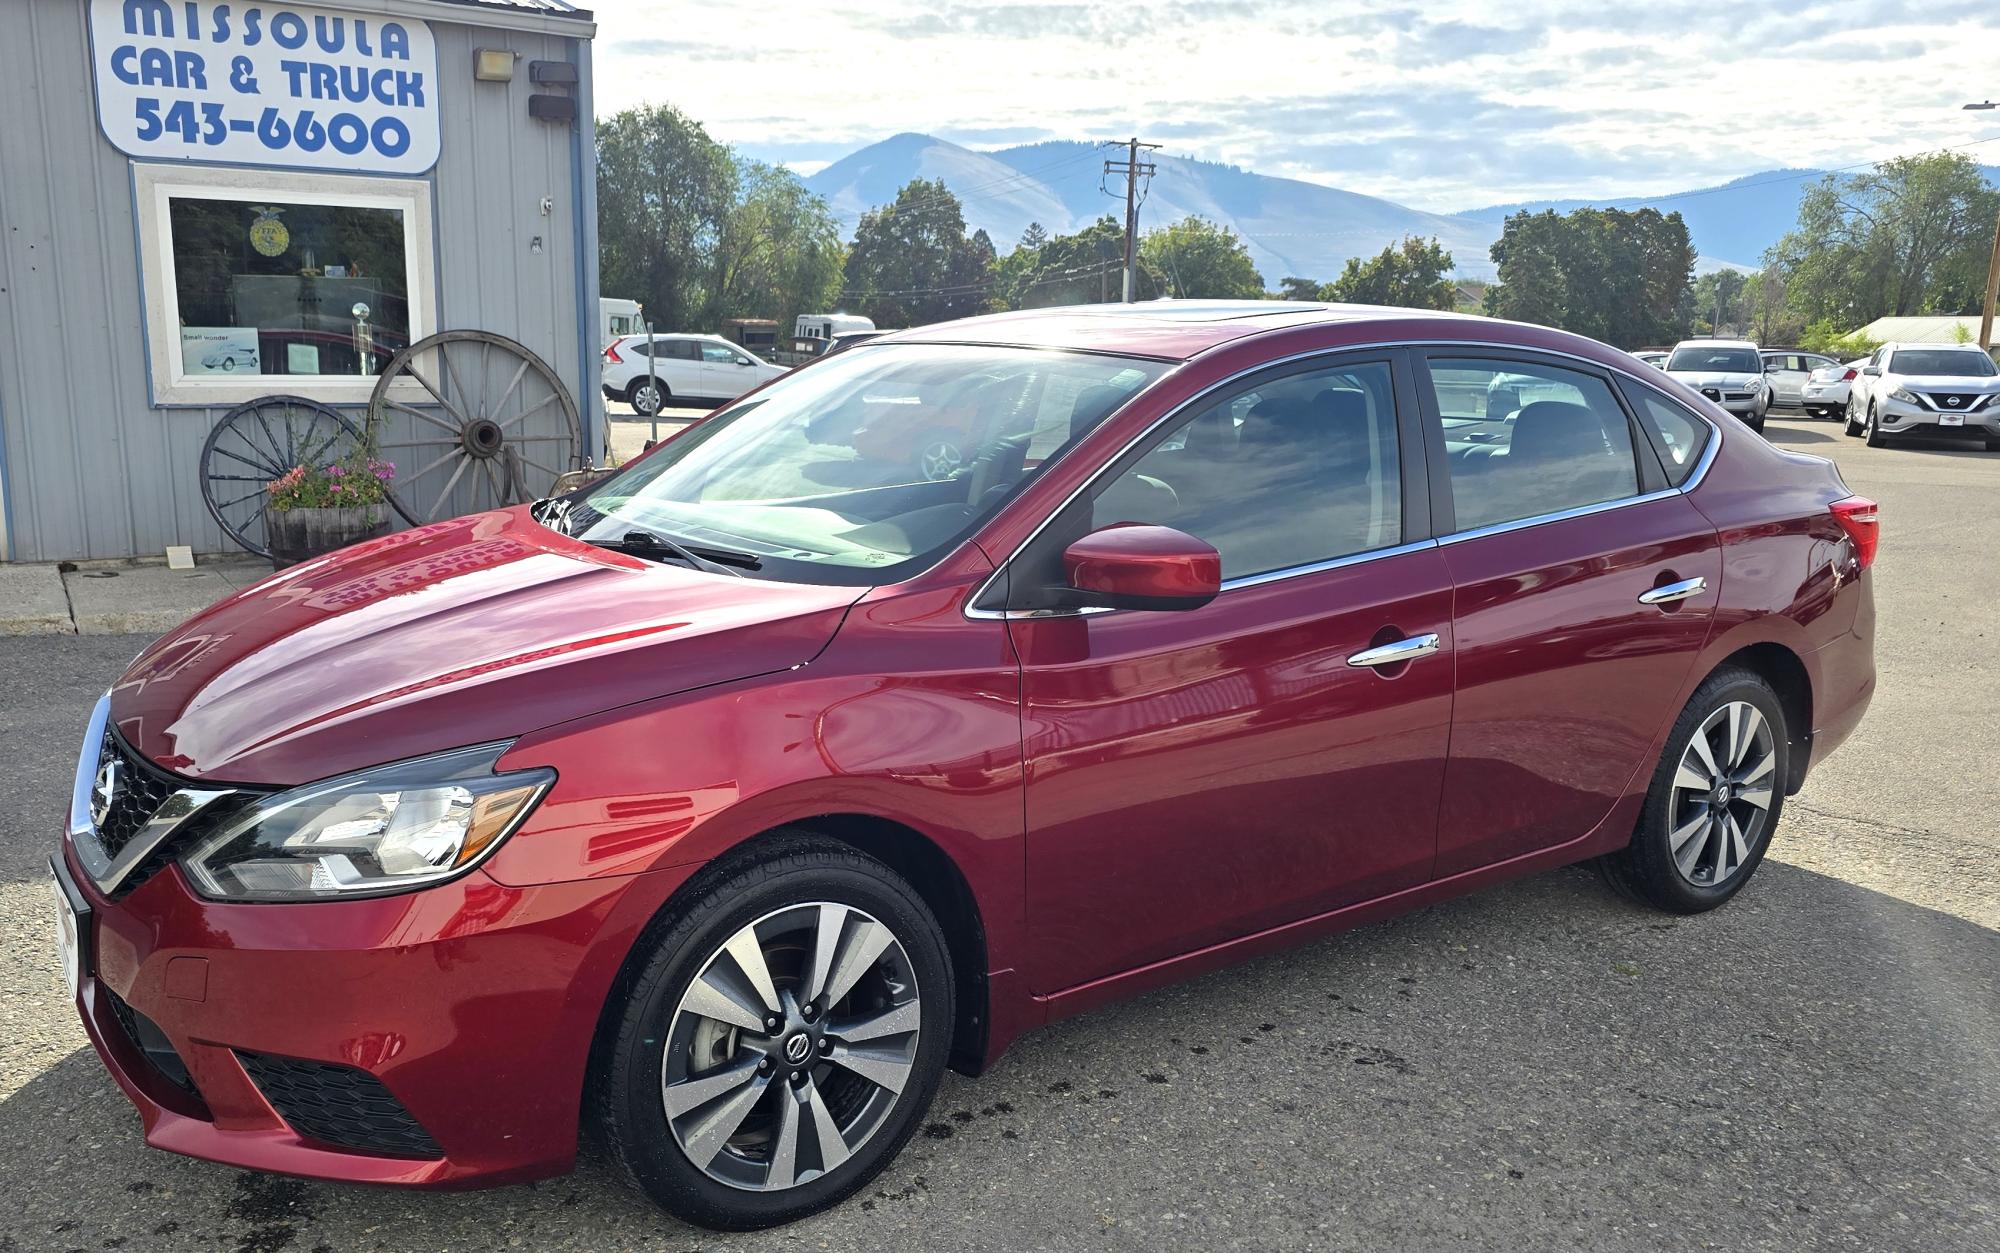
[{"x1": 0, "y1": 413, "x2": 1994, "y2": 1252}]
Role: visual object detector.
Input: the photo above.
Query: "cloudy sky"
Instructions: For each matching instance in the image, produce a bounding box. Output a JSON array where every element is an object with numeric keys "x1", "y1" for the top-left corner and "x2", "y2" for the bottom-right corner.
[{"x1": 591, "y1": 0, "x2": 2000, "y2": 211}]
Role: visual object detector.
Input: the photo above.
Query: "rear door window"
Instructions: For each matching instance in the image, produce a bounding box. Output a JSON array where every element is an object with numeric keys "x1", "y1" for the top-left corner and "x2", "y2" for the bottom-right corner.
[{"x1": 1425, "y1": 357, "x2": 1642, "y2": 532}]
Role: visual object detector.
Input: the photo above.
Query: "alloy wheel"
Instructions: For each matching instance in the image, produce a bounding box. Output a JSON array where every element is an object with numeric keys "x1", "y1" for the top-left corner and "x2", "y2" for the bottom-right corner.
[
  {"x1": 1667, "y1": 701, "x2": 1777, "y2": 887},
  {"x1": 661, "y1": 903, "x2": 921, "y2": 1192}
]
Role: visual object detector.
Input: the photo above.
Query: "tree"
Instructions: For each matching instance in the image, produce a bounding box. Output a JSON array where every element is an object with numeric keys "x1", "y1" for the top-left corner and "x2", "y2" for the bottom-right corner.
[
  {"x1": 999, "y1": 215, "x2": 1151, "y2": 308},
  {"x1": 1322, "y1": 235, "x2": 1456, "y2": 309},
  {"x1": 1766, "y1": 152, "x2": 2000, "y2": 327},
  {"x1": 840, "y1": 179, "x2": 997, "y2": 326},
  {"x1": 596, "y1": 104, "x2": 735, "y2": 333},
  {"x1": 1485, "y1": 207, "x2": 1696, "y2": 347},
  {"x1": 1277, "y1": 275, "x2": 1323, "y2": 301},
  {"x1": 1690, "y1": 269, "x2": 1749, "y2": 336},
  {"x1": 711, "y1": 161, "x2": 845, "y2": 334},
  {"x1": 1141, "y1": 216, "x2": 1265, "y2": 299},
  {"x1": 1017, "y1": 222, "x2": 1049, "y2": 252}
]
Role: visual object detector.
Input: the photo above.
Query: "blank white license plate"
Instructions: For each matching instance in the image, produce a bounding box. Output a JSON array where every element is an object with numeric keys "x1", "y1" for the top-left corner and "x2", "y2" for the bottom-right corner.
[
  {"x1": 1938, "y1": 412, "x2": 1963, "y2": 426},
  {"x1": 52, "y1": 874, "x2": 81, "y2": 1001}
]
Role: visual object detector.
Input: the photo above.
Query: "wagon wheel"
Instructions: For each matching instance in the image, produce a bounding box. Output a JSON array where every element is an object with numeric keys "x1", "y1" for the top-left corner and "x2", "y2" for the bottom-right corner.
[
  {"x1": 199, "y1": 395, "x2": 367, "y2": 559},
  {"x1": 367, "y1": 330, "x2": 582, "y2": 526}
]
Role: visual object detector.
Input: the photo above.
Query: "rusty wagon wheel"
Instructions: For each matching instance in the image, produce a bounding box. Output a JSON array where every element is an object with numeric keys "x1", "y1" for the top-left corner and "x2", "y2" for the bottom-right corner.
[
  {"x1": 367, "y1": 330, "x2": 582, "y2": 526},
  {"x1": 199, "y1": 395, "x2": 368, "y2": 559}
]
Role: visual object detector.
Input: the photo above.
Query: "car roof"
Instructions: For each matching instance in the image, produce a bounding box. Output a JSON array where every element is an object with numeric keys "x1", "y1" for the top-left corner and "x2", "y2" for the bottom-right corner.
[
  {"x1": 1883, "y1": 341, "x2": 1989, "y2": 351},
  {"x1": 887, "y1": 300, "x2": 1556, "y2": 362},
  {"x1": 1672, "y1": 338, "x2": 1758, "y2": 350}
]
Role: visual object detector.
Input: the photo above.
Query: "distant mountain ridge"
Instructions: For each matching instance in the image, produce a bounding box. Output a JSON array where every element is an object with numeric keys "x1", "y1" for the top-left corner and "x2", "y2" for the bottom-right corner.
[{"x1": 800, "y1": 133, "x2": 2000, "y2": 284}]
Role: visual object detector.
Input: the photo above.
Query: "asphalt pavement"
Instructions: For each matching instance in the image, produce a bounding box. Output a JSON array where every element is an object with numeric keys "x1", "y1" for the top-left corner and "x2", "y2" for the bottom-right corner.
[{"x1": 0, "y1": 413, "x2": 1994, "y2": 1252}]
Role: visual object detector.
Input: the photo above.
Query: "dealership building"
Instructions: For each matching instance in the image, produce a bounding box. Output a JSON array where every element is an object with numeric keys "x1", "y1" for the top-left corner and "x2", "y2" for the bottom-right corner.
[{"x1": 0, "y1": 0, "x2": 601, "y2": 563}]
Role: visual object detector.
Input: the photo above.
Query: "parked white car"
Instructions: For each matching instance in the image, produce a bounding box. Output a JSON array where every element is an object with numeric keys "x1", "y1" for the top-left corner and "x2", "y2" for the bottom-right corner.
[
  {"x1": 1759, "y1": 350, "x2": 1841, "y2": 410},
  {"x1": 1665, "y1": 338, "x2": 1772, "y2": 432},
  {"x1": 1633, "y1": 350, "x2": 1669, "y2": 369},
  {"x1": 1800, "y1": 357, "x2": 1870, "y2": 421},
  {"x1": 1844, "y1": 342, "x2": 2000, "y2": 449},
  {"x1": 601, "y1": 334, "x2": 788, "y2": 415}
]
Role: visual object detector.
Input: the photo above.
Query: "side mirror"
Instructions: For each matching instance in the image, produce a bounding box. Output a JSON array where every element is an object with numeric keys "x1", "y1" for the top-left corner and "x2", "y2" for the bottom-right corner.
[
  {"x1": 1062, "y1": 524, "x2": 1220, "y2": 612},
  {"x1": 736, "y1": 356, "x2": 753, "y2": 367},
  {"x1": 1861, "y1": 365, "x2": 1880, "y2": 376}
]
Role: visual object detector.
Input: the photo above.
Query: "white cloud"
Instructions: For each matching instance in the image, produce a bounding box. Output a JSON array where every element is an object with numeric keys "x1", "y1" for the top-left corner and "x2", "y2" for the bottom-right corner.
[{"x1": 586, "y1": 0, "x2": 2000, "y2": 210}]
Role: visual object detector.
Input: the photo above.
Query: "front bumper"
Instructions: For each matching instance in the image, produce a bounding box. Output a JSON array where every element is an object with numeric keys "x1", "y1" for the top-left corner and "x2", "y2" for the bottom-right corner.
[
  {"x1": 1876, "y1": 397, "x2": 2000, "y2": 436},
  {"x1": 57, "y1": 839, "x2": 696, "y2": 1188}
]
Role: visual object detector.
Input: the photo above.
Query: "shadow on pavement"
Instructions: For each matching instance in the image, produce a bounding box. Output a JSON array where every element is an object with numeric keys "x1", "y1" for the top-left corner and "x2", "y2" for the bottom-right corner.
[{"x1": 4, "y1": 860, "x2": 1994, "y2": 1251}]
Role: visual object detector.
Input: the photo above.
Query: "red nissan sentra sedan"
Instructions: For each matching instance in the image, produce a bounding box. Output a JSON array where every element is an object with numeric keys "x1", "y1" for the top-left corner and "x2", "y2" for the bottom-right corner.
[{"x1": 52, "y1": 302, "x2": 1877, "y2": 1229}]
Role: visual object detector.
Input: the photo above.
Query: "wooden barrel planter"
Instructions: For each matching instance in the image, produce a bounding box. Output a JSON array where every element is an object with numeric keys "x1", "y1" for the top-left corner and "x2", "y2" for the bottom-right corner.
[{"x1": 265, "y1": 505, "x2": 392, "y2": 569}]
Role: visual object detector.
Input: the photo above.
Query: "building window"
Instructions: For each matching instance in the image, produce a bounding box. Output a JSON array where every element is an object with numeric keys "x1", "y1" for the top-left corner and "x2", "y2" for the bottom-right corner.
[{"x1": 135, "y1": 164, "x2": 436, "y2": 405}]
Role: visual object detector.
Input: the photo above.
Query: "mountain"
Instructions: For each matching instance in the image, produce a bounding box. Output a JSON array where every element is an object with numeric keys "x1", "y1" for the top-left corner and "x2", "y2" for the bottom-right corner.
[
  {"x1": 801, "y1": 134, "x2": 2000, "y2": 284},
  {"x1": 807, "y1": 133, "x2": 1504, "y2": 281}
]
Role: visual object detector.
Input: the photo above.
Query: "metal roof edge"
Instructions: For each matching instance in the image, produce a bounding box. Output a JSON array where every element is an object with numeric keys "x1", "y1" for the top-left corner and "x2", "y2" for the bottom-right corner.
[{"x1": 353, "y1": 0, "x2": 598, "y2": 38}]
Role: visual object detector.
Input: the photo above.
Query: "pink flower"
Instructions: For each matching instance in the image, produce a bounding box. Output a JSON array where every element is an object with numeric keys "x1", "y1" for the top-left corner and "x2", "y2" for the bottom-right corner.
[{"x1": 327, "y1": 464, "x2": 345, "y2": 477}]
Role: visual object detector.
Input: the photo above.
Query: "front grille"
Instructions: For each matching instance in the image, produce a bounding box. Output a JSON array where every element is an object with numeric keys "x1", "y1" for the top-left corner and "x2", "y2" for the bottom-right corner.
[
  {"x1": 1924, "y1": 392, "x2": 1985, "y2": 411},
  {"x1": 91, "y1": 730, "x2": 177, "y2": 860},
  {"x1": 236, "y1": 1051, "x2": 444, "y2": 1158},
  {"x1": 104, "y1": 987, "x2": 203, "y2": 1102}
]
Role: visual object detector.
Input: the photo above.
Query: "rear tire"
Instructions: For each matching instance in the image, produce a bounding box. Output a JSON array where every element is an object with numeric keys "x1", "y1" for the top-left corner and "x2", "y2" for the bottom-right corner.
[
  {"x1": 595, "y1": 834, "x2": 953, "y2": 1231},
  {"x1": 1596, "y1": 667, "x2": 1788, "y2": 914}
]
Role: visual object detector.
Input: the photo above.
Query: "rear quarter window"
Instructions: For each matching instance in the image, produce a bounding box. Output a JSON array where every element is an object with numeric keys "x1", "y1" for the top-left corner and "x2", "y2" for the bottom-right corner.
[{"x1": 1618, "y1": 380, "x2": 1713, "y2": 488}]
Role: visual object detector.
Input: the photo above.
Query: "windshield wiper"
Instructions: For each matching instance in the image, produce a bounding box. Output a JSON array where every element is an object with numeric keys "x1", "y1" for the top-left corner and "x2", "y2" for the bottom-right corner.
[{"x1": 584, "y1": 529, "x2": 757, "y2": 576}]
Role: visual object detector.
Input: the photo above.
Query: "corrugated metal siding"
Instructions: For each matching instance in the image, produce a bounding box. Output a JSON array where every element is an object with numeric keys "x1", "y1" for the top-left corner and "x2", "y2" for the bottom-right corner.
[{"x1": 0, "y1": 1, "x2": 592, "y2": 562}]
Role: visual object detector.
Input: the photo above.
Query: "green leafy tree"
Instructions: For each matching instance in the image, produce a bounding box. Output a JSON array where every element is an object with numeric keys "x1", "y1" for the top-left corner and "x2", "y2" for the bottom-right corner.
[
  {"x1": 1322, "y1": 235, "x2": 1456, "y2": 309},
  {"x1": 1766, "y1": 152, "x2": 2000, "y2": 326},
  {"x1": 1485, "y1": 207, "x2": 1696, "y2": 347},
  {"x1": 1277, "y1": 275, "x2": 1323, "y2": 301},
  {"x1": 596, "y1": 104, "x2": 735, "y2": 332},
  {"x1": 1141, "y1": 216, "x2": 1266, "y2": 299},
  {"x1": 1000, "y1": 215, "x2": 1151, "y2": 308},
  {"x1": 711, "y1": 161, "x2": 845, "y2": 334},
  {"x1": 840, "y1": 179, "x2": 998, "y2": 325},
  {"x1": 1690, "y1": 269, "x2": 1749, "y2": 336}
]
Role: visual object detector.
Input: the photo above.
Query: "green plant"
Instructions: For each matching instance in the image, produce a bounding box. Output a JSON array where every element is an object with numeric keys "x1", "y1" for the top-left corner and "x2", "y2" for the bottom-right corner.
[{"x1": 267, "y1": 451, "x2": 395, "y2": 511}]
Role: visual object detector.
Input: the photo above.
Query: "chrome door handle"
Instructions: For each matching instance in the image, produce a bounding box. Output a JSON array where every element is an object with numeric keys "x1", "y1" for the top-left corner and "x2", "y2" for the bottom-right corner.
[
  {"x1": 1638, "y1": 576, "x2": 1707, "y2": 606},
  {"x1": 1346, "y1": 633, "x2": 1441, "y2": 668}
]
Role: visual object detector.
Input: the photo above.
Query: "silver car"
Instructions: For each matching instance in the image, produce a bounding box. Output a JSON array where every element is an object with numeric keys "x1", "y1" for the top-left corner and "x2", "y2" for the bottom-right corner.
[
  {"x1": 1759, "y1": 350, "x2": 1841, "y2": 411},
  {"x1": 1665, "y1": 339, "x2": 1772, "y2": 432},
  {"x1": 1844, "y1": 342, "x2": 2000, "y2": 449}
]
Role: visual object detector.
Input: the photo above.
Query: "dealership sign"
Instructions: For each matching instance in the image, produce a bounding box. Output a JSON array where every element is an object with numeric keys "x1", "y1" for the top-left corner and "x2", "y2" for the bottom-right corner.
[{"x1": 88, "y1": 0, "x2": 440, "y2": 175}]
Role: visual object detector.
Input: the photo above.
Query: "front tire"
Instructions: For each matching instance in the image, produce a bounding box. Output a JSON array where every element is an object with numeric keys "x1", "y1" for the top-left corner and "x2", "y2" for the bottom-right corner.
[
  {"x1": 1843, "y1": 396, "x2": 1863, "y2": 436},
  {"x1": 1865, "y1": 404, "x2": 1886, "y2": 447},
  {"x1": 1597, "y1": 667, "x2": 1788, "y2": 914},
  {"x1": 628, "y1": 377, "x2": 667, "y2": 417},
  {"x1": 596, "y1": 835, "x2": 954, "y2": 1231}
]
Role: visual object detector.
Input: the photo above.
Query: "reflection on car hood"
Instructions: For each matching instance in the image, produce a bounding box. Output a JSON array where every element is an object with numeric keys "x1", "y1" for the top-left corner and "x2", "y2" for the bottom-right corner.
[
  {"x1": 1669, "y1": 372, "x2": 1760, "y2": 387},
  {"x1": 110, "y1": 509, "x2": 865, "y2": 786}
]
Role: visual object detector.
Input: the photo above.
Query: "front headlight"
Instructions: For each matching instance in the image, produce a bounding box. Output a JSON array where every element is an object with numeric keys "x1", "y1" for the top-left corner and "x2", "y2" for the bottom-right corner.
[
  {"x1": 181, "y1": 744, "x2": 554, "y2": 902},
  {"x1": 1889, "y1": 387, "x2": 1921, "y2": 405}
]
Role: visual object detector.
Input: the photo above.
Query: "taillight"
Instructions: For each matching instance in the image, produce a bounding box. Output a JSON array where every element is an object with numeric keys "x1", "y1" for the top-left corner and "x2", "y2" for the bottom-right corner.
[
  {"x1": 604, "y1": 340, "x2": 624, "y2": 364},
  {"x1": 1830, "y1": 496, "x2": 1879, "y2": 570},
  {"x1": 1841, "y1": 368, "x2": 1856, "y2": 381}
]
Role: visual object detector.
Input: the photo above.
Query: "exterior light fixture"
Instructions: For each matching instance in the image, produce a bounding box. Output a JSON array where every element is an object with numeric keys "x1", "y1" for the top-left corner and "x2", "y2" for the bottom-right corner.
[{"x1": 474, "y1": 48, "x2": 518, "y2": 83}]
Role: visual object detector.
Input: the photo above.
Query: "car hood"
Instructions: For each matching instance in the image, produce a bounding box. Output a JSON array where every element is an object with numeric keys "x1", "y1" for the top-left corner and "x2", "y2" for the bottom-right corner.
[{"x1": 110, "y1": 509, "x2": 865, "y2": 787}]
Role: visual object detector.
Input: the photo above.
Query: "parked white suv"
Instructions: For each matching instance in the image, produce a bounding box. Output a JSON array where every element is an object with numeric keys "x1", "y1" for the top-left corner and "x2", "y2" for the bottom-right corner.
[
  {"x1": 602, "y1": 334, "x2": 788, "y2": 415},
  {"x1": 1845, "y1": 342, "x2": 2000, "y2": 449},
  {"x1": 1665, "y1": 339, "x2": 1772, "y2": 432}
]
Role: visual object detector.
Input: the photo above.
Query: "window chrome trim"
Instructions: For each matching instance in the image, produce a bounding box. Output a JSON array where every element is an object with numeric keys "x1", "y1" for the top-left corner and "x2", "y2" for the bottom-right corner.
[
  {"x1": 959, "y1": 336, "x2": 1724, "y2": 621},
  {"x1": 1218, "y1": 538, "x2": 1440, "y2": 592}
]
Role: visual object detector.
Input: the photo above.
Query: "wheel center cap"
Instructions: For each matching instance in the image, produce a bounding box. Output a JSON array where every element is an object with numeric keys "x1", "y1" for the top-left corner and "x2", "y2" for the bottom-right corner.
[{"x1": 782, "y1": 1031, "x2": 813, "y2": 1065}]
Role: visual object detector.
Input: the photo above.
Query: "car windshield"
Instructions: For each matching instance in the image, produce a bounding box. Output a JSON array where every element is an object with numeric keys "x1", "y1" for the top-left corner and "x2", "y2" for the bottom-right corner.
[
  {"x1": 1668, "y1": 347, "x2": 1761, "y2": 373},
  {"x1": 557, "y1": 344, "x2": 1170, "y2": 584},
  {"x1": 1889, "y1": 349, "x2": 1997, "y2": 378}
]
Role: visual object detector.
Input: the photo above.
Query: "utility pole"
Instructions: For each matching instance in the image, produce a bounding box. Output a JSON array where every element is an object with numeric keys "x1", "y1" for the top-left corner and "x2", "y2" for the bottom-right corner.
[
  {"x1": 1104, "y1": 138, "x2": 1159, "y2": 302},
  {"x1": 1979, "y1": 203, "x2": 2000, "y2": 353}
]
